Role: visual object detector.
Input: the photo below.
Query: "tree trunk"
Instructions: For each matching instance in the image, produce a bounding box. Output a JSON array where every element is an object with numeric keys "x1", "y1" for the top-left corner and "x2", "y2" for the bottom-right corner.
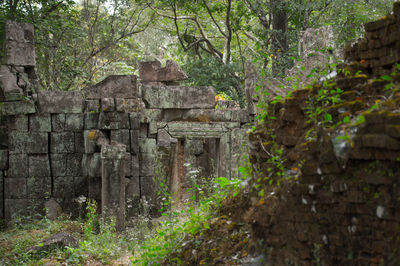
[
  {"x1": 223, "y1": 0, "x2": 232, "y2": 64},
  {"x1": 271, "y1": 0, "x2": 288, "y2": 76}
]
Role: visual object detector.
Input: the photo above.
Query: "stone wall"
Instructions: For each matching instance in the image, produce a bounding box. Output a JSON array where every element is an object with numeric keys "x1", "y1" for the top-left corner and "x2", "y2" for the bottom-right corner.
[
  {"x1": 247, "y1": 3, "x2": 400, "y2": 264},
  {"x1": 0, "y1": 22, "x2": 250, "y2": 222},
  {"x1": 345, "y1": 4, "x2": 400, "y2": 77}
]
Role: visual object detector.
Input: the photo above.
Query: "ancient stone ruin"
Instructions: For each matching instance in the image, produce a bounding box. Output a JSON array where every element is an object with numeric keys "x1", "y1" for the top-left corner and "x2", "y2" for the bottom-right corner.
[
  {"x1": 0, "y1": 21, "x2": 250, "y2": 225},
  {"x1": 247, "y1": 3, "x2": 400, "y2": 264}
]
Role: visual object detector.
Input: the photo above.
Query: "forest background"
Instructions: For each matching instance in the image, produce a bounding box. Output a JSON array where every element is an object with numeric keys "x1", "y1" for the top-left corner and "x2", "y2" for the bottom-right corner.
[{"x1": 0, "y1": 0, "x2": 395, "y2": 104}]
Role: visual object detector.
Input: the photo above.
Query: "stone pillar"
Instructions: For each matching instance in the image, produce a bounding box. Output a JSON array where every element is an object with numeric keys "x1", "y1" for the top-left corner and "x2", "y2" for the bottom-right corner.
[{"x1": 101, "y1": 144, "x2": 127, "y2": 231}]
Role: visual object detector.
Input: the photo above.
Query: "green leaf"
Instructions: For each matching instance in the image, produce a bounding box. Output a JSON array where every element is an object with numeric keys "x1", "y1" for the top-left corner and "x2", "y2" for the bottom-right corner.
[
  {"x1": 324, "y1": 113, "x2": 332, "y2": 122},
  {"x1": 343, "y1": 116, "x2": 350, "y2": 124},
  {"x1": 356, "y1": 115, "x2": 366, "y2": 124},
  {"x1": 381, "y1": 75, "x2": 392, "y2": 81},
  {"x1": 258, "y1": 189, "x2": 264, "y2": 197}
]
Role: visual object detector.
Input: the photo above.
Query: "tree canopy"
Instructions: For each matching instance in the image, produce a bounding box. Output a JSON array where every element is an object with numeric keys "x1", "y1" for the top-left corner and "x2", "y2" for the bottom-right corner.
[{"x1": 0, "y1": 0, "x2": 396, "y2": 101}]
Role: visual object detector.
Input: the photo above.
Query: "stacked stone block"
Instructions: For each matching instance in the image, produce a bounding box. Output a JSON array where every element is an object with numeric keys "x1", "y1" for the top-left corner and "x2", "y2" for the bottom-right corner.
[
  {"x1": 247, "y1": 3, "x2": 400, "y2": 264},
  {"x1": 83, "y1": 77, "x2": 141, "y2": 216},
  {"x1": 345, "y1": 2, "x2": 400, "y2": 77},
  {"x1": 0, "y1": 21, "x2": 250, "y2": 223}
]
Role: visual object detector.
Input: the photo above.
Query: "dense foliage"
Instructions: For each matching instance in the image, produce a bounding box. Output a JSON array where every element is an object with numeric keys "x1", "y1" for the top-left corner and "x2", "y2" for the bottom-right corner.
[{"x1": 0, "y1": 0, "x2": 395, "y2": 99}]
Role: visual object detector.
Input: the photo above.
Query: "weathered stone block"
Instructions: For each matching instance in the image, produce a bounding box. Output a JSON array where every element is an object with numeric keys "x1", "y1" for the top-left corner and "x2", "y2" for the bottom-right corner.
[
  {"x1": 163, "y1": 109, "x2": 185, "y2": 121},
  {"x1": 182, "y1": 109, "x2": 232, "y2": 122},
  {"x1": 139, "y1": 60, "x2": 162, "y2": 82},
  {"x1": 0, "y1": 150, "x2": 8, "y2": 169},
  {"x1": 51, "y1": 114, "x2": 66, "y2": 132},
  {"x1": 67, "y1": 154, "x2": 83, "y2": 176},
  {"x1": 231, "y1": 109, "x2": 250, "y2": 123},
  {"x1": 4, "y1": 21, "x2": 35, "y2": 66},
  {"x1": 1, "y1": 100, "x2": 36, "y2": 115},
  {"x1": 129, "y1": 113, "x2": 141, "y2": 129},
  {"x1": 148, "y1": 122, "x2": 158, "y2": 136},
  {"x1": 84, "y1": 130, "x2": 98, "y2": 154},
  {"x1": 142, "y1": 86, "x2": 215, "y2": 109},
  {"x1": 101, "y1": 98, "x2": 115, "y2": 112},
  {"x1": 81, "y1": 154, "x2": 88, "y2": 177},
  {"x1": 140, "y1": 176, "x2": 154, "y2": 200},
  {"x1": 139, "y1": 60, "x2": 187, "y2": 82},
  {"x1": 4, "y1": 178, "x2": 27, "y2": 198},
  {"x1": 140, "y1": 109, "x2": 162, "y2": 123},
  {"x1": 65, "y1": 114, "x2": 84, "y2": 131},
  {"x1": 125, "y1": 177, "x2": 140, "y2": 217},
  {"x1": 9, "y1": 132, "x2": 48, "y2": 154},
  {"x1": 100, "y1": 144, "x2": 127, "y2": 231},
  {"x1": 0, "y1": 65, "x2": 23, "y2": 101},
  {"x1": 85, "y1": 99, "x2": 100, "y2": 113},
  {"x1": 8, "y1": 115, "x2": 28, "y2": 131},
  {"x1": 84, "y1": 75, "x2": 137, "y2": 99},
  {"x1": 75, "y1": 132, "x2": 85, "y2": 153},
  {"x1": 27, "y1": 132, "x2": 48, "y2": 153},
  {"x1": 116, "y1": 98, "x2": 139, "y2": 113},
  {"x1": 139, "y1": 138, "x2": 156, "y2": 154},
  {"x1": 4, "y1": 199, "x2": 31, "y2": 221},
  {"x1": 84, "y1": 113, "x2": 99, "y2": 129},
  {"x1": 27, "y1": 176, "x2": 51, "y2": 199},
  {"x1": 38, "y1": 91, "x2": 83, "y2": 113},
  {"x1": 54, "y1": 176, "x2": 74, "y2": 198},
  {"x1": 131, "y1": 155, "x2": 139, "y2": 177},
  {"x1": 51, "y1": 154, "x2": 67, "y2": 177},
  {"x1": 125, "y1": 153, "x2": 131, "y2": 176},
  {"x1": 51, "y1": 132, "x2": 75, "y2": 153},
  {"x1": 28, "y1": 154, "x2": 50, "y2": 177},
  {"x1": 111, "y1": 129, "x2": 130, "y2": 152},
  {"x1": 98, "y1": 112, "x2": 129, "y2": 129},
  {"x1": 360, "y1": 134, "x2": 400, "y2": 150},
  {"x1": 157, "y1": 129, "x2": 177, "y2": 147},
  {"x1": 89, "y1": 177, "x2": 102, "y2": 200},
  {"x1": 29, "y1": 114, "x2": 51, "y2": 132},
  {"x1": 8, "y1": 153, "x2": 28, "y2": 178},
  {"x1": 139, "y1": 152, "x2": 155, "y2": 176},
  {"x1": 166, "y1": 122, "x2": 228, "y2": 138},
  {"x1": 140, "y1": 124, "x2": 148, "y2": 138},
  {"x1": 88, "y1": 153, "x2": 102, "y2": 177}
]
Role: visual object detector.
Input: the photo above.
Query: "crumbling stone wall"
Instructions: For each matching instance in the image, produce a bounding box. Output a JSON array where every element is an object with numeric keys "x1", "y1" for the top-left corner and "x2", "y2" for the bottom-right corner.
[
  {"x1": 247, "y1": 3, "x2": 400, "y2": 264},
  {"x1": 345, "y1": 4, "x2": 400, "y2": 77},
  {"x1": 0, "y1": 22, "x2": 250, "y2": 222}
]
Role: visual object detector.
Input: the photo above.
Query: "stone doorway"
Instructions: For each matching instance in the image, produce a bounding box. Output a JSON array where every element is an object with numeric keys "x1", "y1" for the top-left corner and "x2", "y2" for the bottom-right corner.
[{"x1": 170, "y1": 137, "x2": 221, "y2": 203}]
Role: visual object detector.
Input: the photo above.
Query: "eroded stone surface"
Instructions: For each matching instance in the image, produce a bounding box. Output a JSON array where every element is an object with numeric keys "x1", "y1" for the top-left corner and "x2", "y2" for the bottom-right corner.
[
  {"x1": 85, "y1": 75, "x2": 137, "y2": 99},
  {"x1": 0, "y1": 65, "x2": 23, "y2": 101},
  {"x1": 0, "y1": 20, "x2": 249, "y2": 225},
  {"x1": 0, "y1": 150, "x2": 8, "y2": 170},
  {"x1": 139, "y1": 60, "x2": 188, "y2": 82},
  {"x1": 30, "y1": 114, "x2": 51, "y2": 132},
  {"x1": 4, "y1": 21, "x2": 35, "y2": 67},
  {"x1": 38, "y1": 91, "x2": 83, "y2": 113},
  {"x1": 1, "y1": 100, "x2": 36, "y2": 115},
  {"x1": 142, "y1": 86, "x2": 215, "y2": 109}
]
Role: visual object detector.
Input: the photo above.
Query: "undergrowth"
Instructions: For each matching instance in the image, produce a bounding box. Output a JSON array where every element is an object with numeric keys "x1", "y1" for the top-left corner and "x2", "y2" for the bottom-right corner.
[{"x1": 0, "y1": 172, "x2": 246, "y2": 265}]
